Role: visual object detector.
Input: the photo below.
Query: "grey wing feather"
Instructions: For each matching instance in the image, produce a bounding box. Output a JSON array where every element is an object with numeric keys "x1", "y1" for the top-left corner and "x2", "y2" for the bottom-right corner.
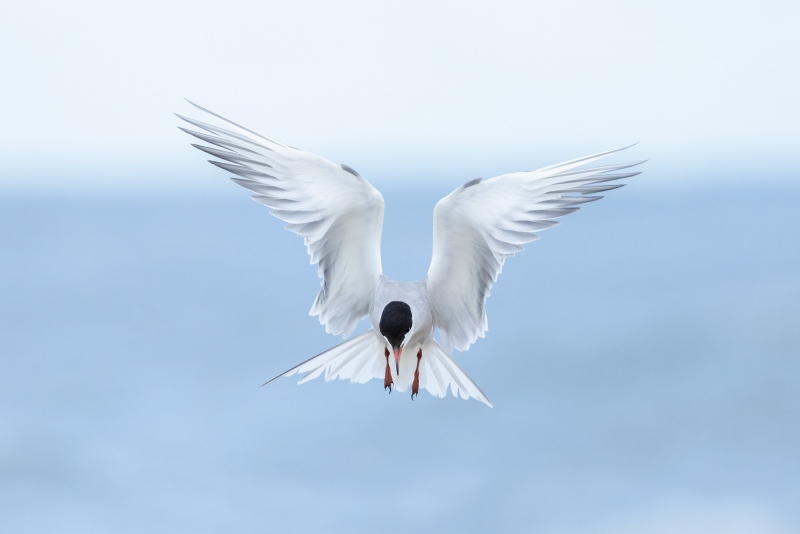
[
  {"x1": 179, "y1": 102, "x2": 385, "y2": 337},
  {"x1": 427, "y1": 146, "x2": 644, "y2": 352}
]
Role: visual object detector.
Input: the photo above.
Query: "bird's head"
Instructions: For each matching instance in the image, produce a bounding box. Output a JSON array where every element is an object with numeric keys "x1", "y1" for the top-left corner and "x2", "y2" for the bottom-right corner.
[{"x1": 379, "y1": 301, "x2": 413, "y2": 375}]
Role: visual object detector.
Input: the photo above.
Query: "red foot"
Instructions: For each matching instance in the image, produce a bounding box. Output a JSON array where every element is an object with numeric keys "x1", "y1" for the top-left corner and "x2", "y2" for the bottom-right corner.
[
  {"x1": 411, "y1": 349, "x2": 422, "y2": 400},
  {"x1": 384, "y1": 348, "x2": 393, "y2": 393}
]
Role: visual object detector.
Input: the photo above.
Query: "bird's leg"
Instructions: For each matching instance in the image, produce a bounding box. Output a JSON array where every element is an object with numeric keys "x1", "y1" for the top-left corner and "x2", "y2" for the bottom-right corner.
[
  {"x1": 411, "y1": 349, "x2": 422, "y2": 400},
  {"x1": 384, "y1": 347, "x2": 393, "y2": 393}
]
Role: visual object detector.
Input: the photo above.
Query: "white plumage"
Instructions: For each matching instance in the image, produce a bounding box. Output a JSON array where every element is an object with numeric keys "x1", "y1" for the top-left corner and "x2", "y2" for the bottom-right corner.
[{"x1": 179, "y1": 102, "x2": 643, "y2": 407}]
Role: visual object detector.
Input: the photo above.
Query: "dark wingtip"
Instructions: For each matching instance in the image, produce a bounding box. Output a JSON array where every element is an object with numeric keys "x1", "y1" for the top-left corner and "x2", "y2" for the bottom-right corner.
[{"x1": 340, "y1": 163, "x2": 362, "y2": 177}]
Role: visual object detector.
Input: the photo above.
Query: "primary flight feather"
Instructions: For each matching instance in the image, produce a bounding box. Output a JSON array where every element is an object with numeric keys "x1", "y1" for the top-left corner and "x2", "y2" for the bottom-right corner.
[{"x1": 178, "y1": 102, "x2": 644, "y2": 407}]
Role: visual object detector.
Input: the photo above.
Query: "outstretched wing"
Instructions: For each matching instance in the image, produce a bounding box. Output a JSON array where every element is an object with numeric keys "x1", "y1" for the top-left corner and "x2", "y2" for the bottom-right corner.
[
  {"x1": 178, "y1": 102, "x2": 385, "y2": 337},
  {"x1": 427, "y1": 146, "x2": 644, "y2": 352}
]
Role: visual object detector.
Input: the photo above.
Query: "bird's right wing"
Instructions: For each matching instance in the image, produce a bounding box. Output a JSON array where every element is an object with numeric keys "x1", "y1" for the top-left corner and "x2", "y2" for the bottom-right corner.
[
  {"x1": 178, "y1": 102, "x2": 385, "y2": 337},
  {"x1": 427, "y1": 146, "x2": 643, "y2": 352}
]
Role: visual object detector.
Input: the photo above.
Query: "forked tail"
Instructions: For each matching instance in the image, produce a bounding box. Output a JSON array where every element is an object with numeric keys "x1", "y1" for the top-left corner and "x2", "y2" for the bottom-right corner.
[{"x1": 263, "y1": 332, "x2": 492, "y2": 407}]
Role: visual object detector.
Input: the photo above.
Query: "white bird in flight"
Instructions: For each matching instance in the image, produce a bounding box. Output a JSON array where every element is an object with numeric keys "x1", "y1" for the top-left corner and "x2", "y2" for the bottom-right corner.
[{"x1": 178, "y1": 102, "x2": 643, "y2": 407}]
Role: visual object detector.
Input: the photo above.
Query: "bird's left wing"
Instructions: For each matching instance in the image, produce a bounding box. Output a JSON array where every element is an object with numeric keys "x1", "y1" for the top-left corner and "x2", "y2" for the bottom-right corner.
[
  {"x1": 178, "y1": 102, "x2": 385, "y2": 337},
  {"x1": 427, "y1": 146, "x2": 644, "y2": 352}
]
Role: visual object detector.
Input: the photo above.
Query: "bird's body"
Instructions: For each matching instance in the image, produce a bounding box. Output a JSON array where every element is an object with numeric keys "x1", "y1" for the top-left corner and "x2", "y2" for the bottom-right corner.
[
  {"x1": 372, "y1": 276, "x2": 432, "y2": 363},
  {"x1": 372, "y1": 276, "x2": 432, "y2": 393},
  {"x1": 179, "y1": 102, "x2": 643, "y2": 407}
]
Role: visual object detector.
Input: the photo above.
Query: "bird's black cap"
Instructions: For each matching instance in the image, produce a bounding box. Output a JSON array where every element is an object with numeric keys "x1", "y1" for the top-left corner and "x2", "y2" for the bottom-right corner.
[{"x1": 379, "y1": 301, "x2": 412, "y2": 348}]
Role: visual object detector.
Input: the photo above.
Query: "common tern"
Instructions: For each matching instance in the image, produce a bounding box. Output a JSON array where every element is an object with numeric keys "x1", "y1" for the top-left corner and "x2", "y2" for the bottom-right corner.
[{"x1": 178, "y1": 102, "x2": 643, "y2": 407}]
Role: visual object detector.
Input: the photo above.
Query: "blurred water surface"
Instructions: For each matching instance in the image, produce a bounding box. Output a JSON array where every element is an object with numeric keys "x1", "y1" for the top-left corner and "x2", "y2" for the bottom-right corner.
[{"x1": 1, "y1": 182, "x2": 799, "y2": 533}]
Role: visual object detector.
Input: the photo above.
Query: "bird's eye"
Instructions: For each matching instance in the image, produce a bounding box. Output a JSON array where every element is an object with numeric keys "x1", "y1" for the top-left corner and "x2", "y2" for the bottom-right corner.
[{"x1": 405, "y1": 328, "x2": 410, "y2": 333}]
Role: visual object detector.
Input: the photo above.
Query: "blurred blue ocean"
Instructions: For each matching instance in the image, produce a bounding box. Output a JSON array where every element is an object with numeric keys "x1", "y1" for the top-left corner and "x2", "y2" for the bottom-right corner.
[{"x1": 1, "y1": 181, "x2": 799, "y2": 533}]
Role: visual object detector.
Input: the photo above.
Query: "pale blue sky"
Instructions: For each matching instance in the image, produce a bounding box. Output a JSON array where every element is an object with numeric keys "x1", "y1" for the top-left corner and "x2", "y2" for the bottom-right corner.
[{"x1": 1, "y1": 0, "x2": 798, "y2": 192}]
